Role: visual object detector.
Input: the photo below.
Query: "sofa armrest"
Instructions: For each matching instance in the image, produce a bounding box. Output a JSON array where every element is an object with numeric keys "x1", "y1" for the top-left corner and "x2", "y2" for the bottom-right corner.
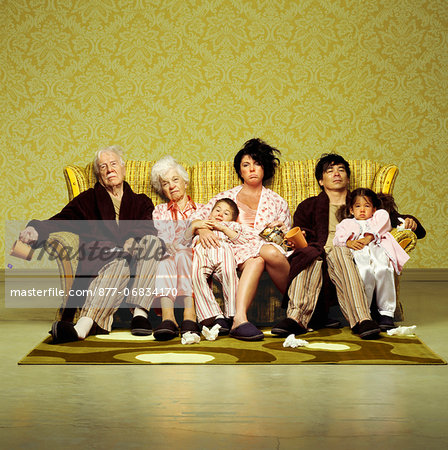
[
  {"x1": 45, "y1": 232, "x2": 80, "y2": 298},
  {"x1": 372, "y1": 164, "x2": 399, "y2": 194},
  {"x1": 64, "y1": 165, "x2": 96, "y2": 201},
  {"x1": 390, "y1": 228, "x2": 417, "y2": 253}
]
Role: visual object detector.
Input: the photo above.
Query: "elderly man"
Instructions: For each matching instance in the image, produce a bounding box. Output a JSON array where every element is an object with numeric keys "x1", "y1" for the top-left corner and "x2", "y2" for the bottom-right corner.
[
  {"x1": 19, "y1": 145, "x2": 164, "y2": 343},
  {"x1": 272, "y1": 153, "x2": 426, "y2": 339}
]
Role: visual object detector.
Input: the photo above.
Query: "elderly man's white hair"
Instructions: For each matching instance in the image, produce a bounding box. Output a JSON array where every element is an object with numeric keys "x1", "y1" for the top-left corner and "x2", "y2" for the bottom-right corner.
[
  {"x1": 151, "y1": 155, "x2": 189, "y2": 195},
  {"x1": 93, "y1": 145, "x2": 125, "y2": 175}
]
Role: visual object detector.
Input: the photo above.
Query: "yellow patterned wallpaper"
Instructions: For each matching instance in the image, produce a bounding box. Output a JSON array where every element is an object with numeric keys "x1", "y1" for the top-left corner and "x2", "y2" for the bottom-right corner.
[{"x1": 1, "y1": 0, "x2": 447, "y2": 268}]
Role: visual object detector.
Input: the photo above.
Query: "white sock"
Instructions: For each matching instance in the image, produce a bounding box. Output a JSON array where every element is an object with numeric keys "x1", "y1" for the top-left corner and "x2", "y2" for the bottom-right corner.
[
  {"x1": 133, "y1": 307, "x2": 148, "y2": 319},
  {"x1": 74, "y1": 317, "x2": 94, "y2": 339}
]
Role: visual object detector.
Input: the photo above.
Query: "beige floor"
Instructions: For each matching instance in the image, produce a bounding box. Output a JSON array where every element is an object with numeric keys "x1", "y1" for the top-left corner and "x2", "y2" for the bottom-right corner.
[{"x1": 1, "y1": 280, "x2": 447, "y2": 449}]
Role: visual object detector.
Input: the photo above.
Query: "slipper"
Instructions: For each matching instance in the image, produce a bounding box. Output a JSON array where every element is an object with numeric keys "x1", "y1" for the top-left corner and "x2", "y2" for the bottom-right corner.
[
  {"x1": 50, "y1": 321, "x2": 79, "y2": 344},
  {"x1": 153, "y1": 319, "x2": 179, "y2": 341},
  {"x1": 271, "y1": 318, "x2": 307, "y2": 337},
  {"x1": 131, "y1": 316, "x2": 153, "y2": 336},
  {"x1": 180, "y1": 320, "x2": 201, "y2": 336},
  {"x1": 355, "y1": 319, "x2": 381, "y2": 340},
  {"x1": 229, "y1": 322, "x2": 264, "y2": 341},
  {"x1": 88, "y1": 322, "x2": 110, "y2": 337},
  {"x1": 213, "y1": 317, "x2": 232, "y2": 336}
]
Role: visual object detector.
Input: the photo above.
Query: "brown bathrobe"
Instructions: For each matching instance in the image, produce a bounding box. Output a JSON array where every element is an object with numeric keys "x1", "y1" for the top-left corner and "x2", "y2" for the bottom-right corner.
[{"x1": 28, "y1": 181, "x2": 159, "y2": 321}]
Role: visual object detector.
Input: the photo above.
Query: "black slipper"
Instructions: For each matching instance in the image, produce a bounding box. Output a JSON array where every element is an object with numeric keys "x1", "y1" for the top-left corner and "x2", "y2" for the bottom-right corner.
[
  {"x1": 88, "y1": 322, "x2": 109, "y2": 337},
  {"x1": 180, "y1": 319, "x2": 201, "y2": 336},
  {"x1": 229, "y1": 322, "x2": 264, "y2": 341},
  {"x1": 50, "y1": 321, "x2": 79, "y2": 344},
  {"x1": 131, "y1": 316, "x2": 153, "y2": 336},
  {"x1": 355, "y1": 320, "x2": 381, "y2": 340},
  {"x1": 213, "y1": 318, "x2": 232, "y2": 335},
  {"x1": 271, "y1": 317, "x2": 307, "y2": 337},
  {"x1": 153, "y1": 319, "x2": 179, "y2": 341}
]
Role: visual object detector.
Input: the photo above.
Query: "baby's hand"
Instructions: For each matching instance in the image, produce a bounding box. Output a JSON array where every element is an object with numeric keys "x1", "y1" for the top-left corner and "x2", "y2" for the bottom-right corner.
[
  {"x1": 346, "y1": 239, "x2": 366, "y2": 251},
  {"x1": 210, "y1": 220, "x2": 227, "y2": 232},
  {"x1": 192, "y1": 220, "x2": 213, "y2": 233},
  {"x1": 346, "y1": 232, "x2": 371, "y2": 250},
  {"x1": 358, "y1": 235, "x2": 374, "y2": 246}
]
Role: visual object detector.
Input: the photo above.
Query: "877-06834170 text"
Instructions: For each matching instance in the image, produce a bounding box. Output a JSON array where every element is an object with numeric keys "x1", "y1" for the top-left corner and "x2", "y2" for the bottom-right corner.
[
  {"x1": 9, "y1": 287, "x2": 178, "y2": 298},
  {"x1": 69, "y1": 287, "x2": 178, "y2": 298}
]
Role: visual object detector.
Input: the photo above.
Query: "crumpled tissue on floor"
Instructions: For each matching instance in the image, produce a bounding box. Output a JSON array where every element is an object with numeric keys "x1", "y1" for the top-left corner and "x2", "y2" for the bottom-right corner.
[
  {"x1": 387, "y1": 325, "x2": 417, "y2": 336},
  {"x1": 201, "y1": 324, "x2": 221, "y2": 341},
  {"x1": 283, "y1": 334, "x2": 309, "y2": 348},
  {"x1": 181, "y1": 331, "x2": 201, "y2": 344}
]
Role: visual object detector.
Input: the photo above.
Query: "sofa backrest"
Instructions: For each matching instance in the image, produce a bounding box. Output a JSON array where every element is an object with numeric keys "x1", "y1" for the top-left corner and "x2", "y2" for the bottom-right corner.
[{"x1": 64, "y1": 160, "x2": 398, "y2": 213}]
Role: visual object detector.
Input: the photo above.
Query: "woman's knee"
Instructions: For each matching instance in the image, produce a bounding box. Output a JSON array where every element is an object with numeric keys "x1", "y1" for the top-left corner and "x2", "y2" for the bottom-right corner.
[
  {"x1": 260, "y1": 245, "x2": 288, "y2": 265},
  {"x1": 240, "y1": 256, "x2": 265, "y2": 274}
]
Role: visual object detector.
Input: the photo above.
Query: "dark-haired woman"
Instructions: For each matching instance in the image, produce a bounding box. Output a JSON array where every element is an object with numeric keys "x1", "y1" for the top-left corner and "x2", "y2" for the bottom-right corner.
[{"x1": 192, "y1": 138, "x2": 291, "y2": 341}]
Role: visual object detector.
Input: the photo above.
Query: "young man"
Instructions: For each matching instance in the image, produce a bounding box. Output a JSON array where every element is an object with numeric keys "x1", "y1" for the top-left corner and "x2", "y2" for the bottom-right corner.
[{"x1": 271, "y1": 153, "x2": 424, "y2": 339}]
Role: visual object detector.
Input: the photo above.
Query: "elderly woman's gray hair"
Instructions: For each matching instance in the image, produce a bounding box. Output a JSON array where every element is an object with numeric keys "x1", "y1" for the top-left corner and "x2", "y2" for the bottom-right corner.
[
  {"x1": 93, "y1": 145, "x2": 125, "y2": 175},
  {"x1": 151, "y1": 155, "x2": 189, "y2": 195}
]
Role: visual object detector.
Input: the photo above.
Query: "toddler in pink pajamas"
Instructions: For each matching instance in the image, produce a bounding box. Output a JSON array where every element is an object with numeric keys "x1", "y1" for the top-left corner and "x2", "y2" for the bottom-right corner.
[
  {"x1": 333, "y1": 188, "x2": 409, "y2": 331},
  {"x1": 189, "y1": 198, "x2": 256, "y2": 335}
]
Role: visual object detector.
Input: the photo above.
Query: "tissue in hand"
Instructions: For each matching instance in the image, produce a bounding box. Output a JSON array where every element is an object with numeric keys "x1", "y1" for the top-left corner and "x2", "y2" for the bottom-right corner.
[{"x1": 396, "y1": 217, "x2": 406, "y2": 231}]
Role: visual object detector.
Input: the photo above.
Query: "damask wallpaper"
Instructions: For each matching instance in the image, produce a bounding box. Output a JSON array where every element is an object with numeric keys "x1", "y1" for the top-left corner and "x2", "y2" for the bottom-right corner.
[{"x1": 1, "y1": 0, "x2": 447, "y2": 269}]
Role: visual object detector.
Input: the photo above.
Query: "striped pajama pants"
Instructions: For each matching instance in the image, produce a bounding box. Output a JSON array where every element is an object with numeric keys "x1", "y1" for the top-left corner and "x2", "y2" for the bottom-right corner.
[
  {"x1": 287, "y1": 246, "x2": 371, "y2": 328},
  {"x1": 192, "y1": 243, "x2": 238, "y2": 322},
  {"x1": 154, "y1": 249, "x2": 193, "y2": 302},
  {"x1": 80, "y1": 235, "x2": 162, "y2": 331}
]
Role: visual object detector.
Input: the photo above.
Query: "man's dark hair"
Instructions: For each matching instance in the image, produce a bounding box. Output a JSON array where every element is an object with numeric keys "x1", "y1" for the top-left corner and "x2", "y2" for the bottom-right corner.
[
  {"x1": 234, "y1": 138, "x2": 281, "y2": 182},
  {"x1": 315, "y1": 153, "x2": 351, "y2": 189}
]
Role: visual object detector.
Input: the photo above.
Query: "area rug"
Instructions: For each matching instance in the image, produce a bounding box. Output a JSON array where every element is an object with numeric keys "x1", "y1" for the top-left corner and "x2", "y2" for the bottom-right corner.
[{"x1": 19, "y1": 327, "x2": 446, "y2": 365}]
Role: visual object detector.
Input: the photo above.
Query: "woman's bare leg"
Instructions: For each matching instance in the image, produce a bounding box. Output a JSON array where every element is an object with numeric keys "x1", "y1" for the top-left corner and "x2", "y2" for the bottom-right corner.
[
  {"x1": 232, "y1": 257, "x2": 265, "y2": 328},
  {"x1": 259, "y1": 244, "x2": 290, "y2": 294}
]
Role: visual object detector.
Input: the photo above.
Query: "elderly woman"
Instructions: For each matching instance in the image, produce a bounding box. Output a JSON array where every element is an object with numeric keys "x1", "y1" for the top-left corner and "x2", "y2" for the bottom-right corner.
[
  {"x1": 192, "y1": 138, "x2": 291, "y2": 341},
  {"x1": 18, "y1": 145, "x2": 163, "y2": 343},
  {"x1": 150, "y1": 155, "x2": 202, "y2": 340}
]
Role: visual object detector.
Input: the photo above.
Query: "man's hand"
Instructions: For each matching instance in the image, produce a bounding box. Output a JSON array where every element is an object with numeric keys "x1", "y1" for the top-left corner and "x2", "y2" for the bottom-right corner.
[
  {"x1": 19, "y1": 226, "x2": 38, "y2": 244},
  {"x1": 123, "y1": 237, "x2": 138, "y2": 256},
  {"x1": 403, "y1": 217, "x2": 417, "y2": 231}
]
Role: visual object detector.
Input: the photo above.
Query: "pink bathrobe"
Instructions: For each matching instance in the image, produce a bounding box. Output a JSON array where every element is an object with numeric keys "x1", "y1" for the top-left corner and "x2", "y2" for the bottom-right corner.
[{"x1": 191, "y1": 185, "x2": 292, "y2": 264}]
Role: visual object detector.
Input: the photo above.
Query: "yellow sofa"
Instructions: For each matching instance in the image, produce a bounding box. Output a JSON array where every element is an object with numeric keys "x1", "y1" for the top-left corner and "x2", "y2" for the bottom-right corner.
[{"x1": 46, "y1": 159, "x2": 416, "y2": 324}]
